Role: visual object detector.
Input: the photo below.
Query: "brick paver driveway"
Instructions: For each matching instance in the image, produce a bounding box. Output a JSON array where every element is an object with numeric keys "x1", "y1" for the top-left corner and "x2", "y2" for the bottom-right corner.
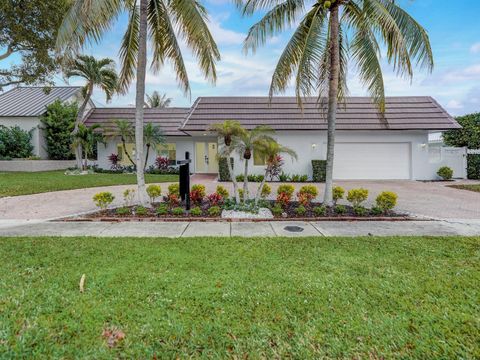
[{"x1": 0, "y1": 176, "x2": 479, "y2": 220}]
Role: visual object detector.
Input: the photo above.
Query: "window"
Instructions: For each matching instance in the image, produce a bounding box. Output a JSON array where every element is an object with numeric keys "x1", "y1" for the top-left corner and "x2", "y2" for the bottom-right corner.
[
  {"x1": 156, "y1": 143, "x2": 176, "y2": 162},
  {"x1": 253, "y1": 151, "x2": 266, "y2": 166}
]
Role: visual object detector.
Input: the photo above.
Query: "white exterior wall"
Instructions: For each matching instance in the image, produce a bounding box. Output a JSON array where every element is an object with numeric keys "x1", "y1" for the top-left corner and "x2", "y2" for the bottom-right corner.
[{"x1": 0, "y1": 116, "x2": 47, "y2": 158}]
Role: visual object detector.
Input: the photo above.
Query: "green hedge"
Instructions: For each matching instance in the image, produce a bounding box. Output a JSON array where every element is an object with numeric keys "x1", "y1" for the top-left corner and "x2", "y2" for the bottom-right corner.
[
  {"x1": 467, "y1": 154, "x2": 480, "y2": 179},
  {"x1": 311, "y1": 160, "x2": 327, "y2": 182},
  {"x1": 218, "y1": 157, "x2": 234, "y2": 181}
]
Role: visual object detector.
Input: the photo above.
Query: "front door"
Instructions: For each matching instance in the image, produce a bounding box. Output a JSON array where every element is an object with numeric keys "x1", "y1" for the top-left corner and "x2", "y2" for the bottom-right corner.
[{"x1": 195, "y1": 142, "x2": 218, "y2": 173}]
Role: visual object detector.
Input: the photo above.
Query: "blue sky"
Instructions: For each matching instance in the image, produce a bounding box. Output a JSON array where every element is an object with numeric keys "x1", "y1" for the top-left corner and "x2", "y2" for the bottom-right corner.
[{"x1": 18, "y1": 0, "x2": 480, "y2": 114}]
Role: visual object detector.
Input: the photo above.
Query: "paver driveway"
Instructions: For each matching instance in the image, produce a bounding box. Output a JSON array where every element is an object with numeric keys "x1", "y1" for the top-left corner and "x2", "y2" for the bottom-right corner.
[{"x1": 0, "y1": 176, "x2": 479, "y2": 220}]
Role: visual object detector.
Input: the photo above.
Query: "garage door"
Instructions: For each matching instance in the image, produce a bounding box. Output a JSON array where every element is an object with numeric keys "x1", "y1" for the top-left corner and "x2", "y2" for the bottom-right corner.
[{"x1": 333, "y1": 142, "x2": 411, "y2": 180}]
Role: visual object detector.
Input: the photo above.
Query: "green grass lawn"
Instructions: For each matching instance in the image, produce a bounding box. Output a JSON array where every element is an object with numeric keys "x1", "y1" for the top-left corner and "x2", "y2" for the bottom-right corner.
[
  {"x1": 449, "y1": 184, "x2": 480, "y2": 193},
  {"x1": 0, "y1": 236, "x2": 478, "y2": 358},
  {"x1": 0, "y1": 171, "x2": 178, "y2": 197}
]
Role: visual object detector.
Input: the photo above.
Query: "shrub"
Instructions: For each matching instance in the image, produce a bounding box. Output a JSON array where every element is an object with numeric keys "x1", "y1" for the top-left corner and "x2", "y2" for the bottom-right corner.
[
  {"x1": 238, "y1": 189, "x2": 245, "y2": 201},
  {"x1": 335, "y1": 204, "x2": 346, "y2": 214},
  {"x1": 207, "y1": 192, "x2": 223, "y2": 206},
  {"x1": 191, "y1": 184, "x2": 206, "y2": 198},
  {"x1": 297, "y1": 185, "x2": 318, "y2": 206},
  {"x1": 295, "y1": 205, "x2": 307, "y2": 216},
  {"x1": 267, "y1": 155, "x2": 284, "y2": 181},
  {"x1": 146, "y1": 184, "x2": 162, "y2": 204},
  {"x1": 208, "y1": 205, "x2": 222, "y2": 217},
  {"x1": 299, "y1": 175, "x2": 309, "y2": 182},
  {"x1": 278, "y1": 172, "x2": 290, "y2": 182},
  {"x1": 437, "y1": 166, "x2": 453, "y2": 180},
  {"x1": 108, "y1": 153, "x2": 121, "y2": 170},
  {"x1": 135, "y1": 206, "x2": 148, "y2": 216},
  {"x1": 312, "y1": 160, "x2": 327, "y2": 182},
  {"x1": 0, "y1": 125, "x2": 34, "y2": 159},
  {"x1": 168, "y1": 183, "x2": 180, "y2": 196},
  {"x1": 218, "y1": 157, "x2": 233, "y2": 181},
  {"x1": 123, "y1": 188, "x2": 136, "y2": 207},
  {"x1": 277, "y1": 184, "x2": 295, "y2": 197},
  {"x1": 171, "y1": 207, "x2": 185, "y2": 216},
  {"x1": 333, "y1": 186, "x2": 345, "y2": 205},
  {"x1": 116, "y1": 207, "x2": 130, "y2": 216},
  {"x1": 375, "y1": 191, "x2": 398, "y2": 213},
  {"x1": 190, "y1": 206, "x2": 203, "y2": 217},
  {"x1": 353, "y1": 206, "x2": 368, "y2": 216},
  {"x1": 346, "y1": 188, "x2": 369, "y2": 207},
  {"x1": 190, "y1": 184, "x2": 206, "y2": 204},
  {"x1": 290, "y1": 174, "x2": 300, "y2": 182},
  {"x1": 93, "y1": 192, "x2": 115, "y2": 210},
  {"x1": 271, "y1": 204, "x2": 283, "y2": 217},
  {"x1": 247, "y1": 174, "x2": 264, "y2": 182},
  {"x1": 156, "y1": 204, "x2": 168, "y2": 216},
  {"x1": 313, "y1": 206, "x2": 327, "y2": 216},
  {"x1": 216, "y1": 185, "x2": 229, "y2": 199},
  {"x1": 166, "y1": 193, "x2": 180, "y2": 207},
  {"x1": 467, "y1": 154, "x2": 480, "y2": 179},
  {"x1": 370, "y1": 206, "x2": 383, "y2": 216},
  {"x1": 260, "y1": 183, "x2": 271, "y2": 199},
  {"x1": 236, "y1": 174, "x2": 245, "y2": 182},
  {"x1": 155, "y1": 156, "x2": 170, "y2": 170}
]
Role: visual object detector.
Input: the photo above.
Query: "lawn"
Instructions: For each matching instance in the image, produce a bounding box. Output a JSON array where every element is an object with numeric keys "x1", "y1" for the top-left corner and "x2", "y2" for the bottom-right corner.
[
  {"x1": 0, "y1": 171, "x2": 178, "y2": 197},
  {"x1": 0, "y1": 236, "x2": 478, "y2": 358},
  {"x1": 449, "y1": 184, "x2": 480, "y2": 193}
]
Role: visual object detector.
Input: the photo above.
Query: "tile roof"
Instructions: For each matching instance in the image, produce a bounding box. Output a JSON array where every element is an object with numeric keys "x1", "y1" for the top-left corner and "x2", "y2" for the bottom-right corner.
[
  {"x1": 181, "y1": 96, "x2": 461, "y2": 131},
  {"x1": 0, "y1": 86, "x2": 82, "y2": 116},
  {"x1": 85, "y1": 107, "x2": 190, "y2": 136}
]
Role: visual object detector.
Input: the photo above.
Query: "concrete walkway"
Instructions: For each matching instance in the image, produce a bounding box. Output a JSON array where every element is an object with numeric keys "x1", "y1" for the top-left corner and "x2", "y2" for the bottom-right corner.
[{"x1": 1, "y1": 219, "x2": 479, "y2": 237}]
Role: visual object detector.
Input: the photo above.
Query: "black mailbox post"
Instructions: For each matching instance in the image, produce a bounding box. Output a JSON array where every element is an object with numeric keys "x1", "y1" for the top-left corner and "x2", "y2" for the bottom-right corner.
[{"x1": 177, "y1": 151, "x2": 191, "y2": 210}]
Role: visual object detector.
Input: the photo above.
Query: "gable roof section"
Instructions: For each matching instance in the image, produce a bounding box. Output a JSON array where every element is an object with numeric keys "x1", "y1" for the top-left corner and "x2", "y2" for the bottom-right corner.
[
  {"x1": 0, "y1": 86, "x2": 82, "y2": 117},
  {"x1": 85, "y1": 107, "x2": 190, "y2": 136},
  {"x1": 181, "y1": 96, "x2": 460, "y2": 131}
]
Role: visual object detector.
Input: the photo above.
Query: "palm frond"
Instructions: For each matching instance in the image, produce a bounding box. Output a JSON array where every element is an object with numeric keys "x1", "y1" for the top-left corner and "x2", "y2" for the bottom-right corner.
[{"x1": 118, "y1": 1, "x2": 139, "y2": 94}]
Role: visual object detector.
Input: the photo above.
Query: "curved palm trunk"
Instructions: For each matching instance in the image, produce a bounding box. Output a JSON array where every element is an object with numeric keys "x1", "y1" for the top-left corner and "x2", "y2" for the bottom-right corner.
[
  {"x1": 254, "y1": 168, "x2": 268, "y2": 207},
  {"x1": 323, "y1": 5, "x2": 340, "y2": 206},
  {"x1": 225, "y1": 153, "x2": 240, "y2": 203},
  {"x1": 121, "y1": 138, "x2": 136, "y2": 166},
  {"x1": 144, "y1": 144, "x2": 150, "y2": 171},
  {"x1": 73, "y1": 83, "x2": 93, "y2": 169},
  {"x1": 135, "y1": 0, "x2": 148, "y2": 205},
  {"x1": 243, "y1": 159, "x2": 249, "y2": 202}
]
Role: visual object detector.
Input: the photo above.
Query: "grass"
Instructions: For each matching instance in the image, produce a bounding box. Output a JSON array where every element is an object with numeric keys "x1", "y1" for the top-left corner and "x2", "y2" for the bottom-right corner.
[
  {"x1": 0, "y1": 171, "x2": 178, "y2": 197},
  {"x1": 0, "y1": 236, "x2": 478, "y2": 358},
  {"x1": 448, "y1": 184, "x2": 480, "y2": 193}
]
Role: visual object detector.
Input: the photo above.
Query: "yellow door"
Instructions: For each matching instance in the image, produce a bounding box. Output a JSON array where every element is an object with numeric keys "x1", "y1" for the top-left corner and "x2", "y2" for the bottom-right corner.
[
  {"x1": 195, "y1": 142, "x2": 206, "y2": 173},
  {"x1": 195, "y1": 142, "x2": 218, "y2": 173},
  {"x1": 207, "y1": 142, "x2": 219, "y2": 173}
]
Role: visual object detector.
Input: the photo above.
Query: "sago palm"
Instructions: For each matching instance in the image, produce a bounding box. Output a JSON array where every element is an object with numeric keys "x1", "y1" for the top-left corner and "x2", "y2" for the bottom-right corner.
[
  {"x1": 239, "y1": 0, "x2": 433, "y2": 205},
  {"x1": 65, "y1": 55, "x2": 118, "y2": 169},
  {"x1": 146, "y1": 91, "x2": 171, "y2": 108},
  {"x1": 57, "y1": 0, "x2": 220, "y2": 204},
  {"x1": 143, "y1": 123, "x2": 166, "y2": 170}
]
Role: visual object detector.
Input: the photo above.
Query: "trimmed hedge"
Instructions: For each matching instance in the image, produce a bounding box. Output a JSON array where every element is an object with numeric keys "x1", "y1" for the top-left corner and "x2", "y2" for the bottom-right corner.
[
  {"x1": 311, "y1": 160, "x2": 327, "y2": 182},
  {"x1": 219, "y1": 157, "x2": 234, "y2": 181},
  {"x1": 467, "y1": 154, "x2": 480, "y2": 179}
]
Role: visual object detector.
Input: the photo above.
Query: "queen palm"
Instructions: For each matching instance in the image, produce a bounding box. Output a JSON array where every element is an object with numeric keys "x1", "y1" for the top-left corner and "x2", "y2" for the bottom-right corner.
[
  {"x1": 57, "y1": 0, "x2": 220, "y2": 204},
  {"x1": 72, "y1": 124, "x2": 104, "y2": 170},
  {"x1": 143, "y1": 123, "x2": 166, "y2": 170},
  {"x1": 146, "y1": 91, "x2": 171, "y2": 108},
  {"x1": 112, "y1": 119, "x2": 135, "y2": 166},
  {"x1": 239, "y1": 0, "x2": 433, "y2": 205},
  {"x1": 65, "y1": 55, "x2": 118, "y2": 169}
]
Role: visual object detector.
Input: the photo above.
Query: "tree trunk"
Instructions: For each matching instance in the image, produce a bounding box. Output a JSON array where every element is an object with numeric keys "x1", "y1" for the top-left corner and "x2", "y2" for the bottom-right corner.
[
  {"x1": 73, "y1": 83, "x2": 93, "y2": 169},
  {"x1": 135, "y1": 0, "x2": 149, "y2": 205},
  {"x1": 121, "y1": 137, "x2": 135, "y2": 166},
  {"x1": 83, "y1": 148, "x2": 88, "y2": 171},
  {"x1": 144, "y1": 144, "x2": 150, "y2": 171},
  {"x1": 323, "y1": 5, "x2": 340, "y2": 206},
  {"x1": 225, "y1": 153, "x2": 240, "y2": 203},
  {"x1": 243, "y1": 158, "x2": 249, "y2": 202},
  {"x1": 254, "y1": 168, "x2": 268, "y2": 207}
]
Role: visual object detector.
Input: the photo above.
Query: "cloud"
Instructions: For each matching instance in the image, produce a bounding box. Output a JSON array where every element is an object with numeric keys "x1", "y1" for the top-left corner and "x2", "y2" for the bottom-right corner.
[
  {"x1": 470, "y1": 42, "x2": 480, "y2": 53},
  {"x1": 208, "y1": 19, "x2": 246, "y2": 46},
  {"x1": 446, "y1": 100, "x2": 463, "y2": 109}
]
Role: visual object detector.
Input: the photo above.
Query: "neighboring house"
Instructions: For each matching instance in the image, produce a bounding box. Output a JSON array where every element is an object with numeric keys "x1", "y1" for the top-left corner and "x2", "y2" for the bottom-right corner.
[
  {"x1": 88, "y1": 96, "x2": 463, "y2": 180},
  {"x1": 0, "y1": 86, "x2": 89, "y2": 158}
]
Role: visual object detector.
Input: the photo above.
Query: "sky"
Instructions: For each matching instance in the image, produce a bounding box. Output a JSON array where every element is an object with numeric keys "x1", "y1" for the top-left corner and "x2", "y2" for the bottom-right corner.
[{"x1": 15, "y1": 0, "x2": 480, "y2": 115}]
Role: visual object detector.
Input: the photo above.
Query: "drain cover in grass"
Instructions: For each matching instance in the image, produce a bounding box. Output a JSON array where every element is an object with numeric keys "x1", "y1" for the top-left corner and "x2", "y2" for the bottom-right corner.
[{"x1": 284, "y1": 225, "x2": 304, "y2": 232}]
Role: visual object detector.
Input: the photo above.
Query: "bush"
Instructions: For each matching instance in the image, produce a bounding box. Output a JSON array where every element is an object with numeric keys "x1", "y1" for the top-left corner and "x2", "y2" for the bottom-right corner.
[
  {"x1": 299, "y1": 175, "x2": 308, "y2": 182},
  {"x1": 191, "y1": 184, "x2": 206, "y2": 198},
  {"x1": 190, "y1": 184, "x2": 206, "y2": 204},
  {"x1": 208, "y1": 206, "x2": 221, "y2": 217},
  {"x1": 155, "y1": 156, "x2": 170, "y2": 170},
  {"x1": 207, "y1": 193, "x2": 223, "y2": 206},
  {"x1": 123, "y1": 188, "x2": 136, "y2": 207},
  {"x1": 116, "y1": 207, "x2": 130, "y2": 216},
  {"x1": 168, "y1": 183, "x2": 180, "y2": 196},
  {"x1": 218, "y1": 157, "x2": 233, "y2": 181},
  {"x1": 247, "y1": 174, "x2": 264, "y2": 182},
  {"x1": 313, "y1": 206, "x2": 327, "y2": 216},
  {"x1": 108, "y1": 153, "x2": 121, "y2": 170},
  {"x1": 375, "y1": 191, "x2": 398, "y2": 213},
  {"x1": 278, "y1": 172, "x2": 290, "y2": 182},
  {"x1": 92, "y1": 192, "x2": 115, "y2": 210},
  {"x1": 166, "y1": 194, "x2": 180, "y2": 207},
  {"x1": 135, "y1": 206, "x2": 148, "y2": 216},
  {"x1": 277, "y1": 184, "x2": 295, "y2": 208},
  {"x1": 271, "y1": 204, "x2": 283, "y2": 217},
  {"x1": 467, "y1": 154, "x2": 480, "y2": 179},
  {"x1": 353, "y1": 206, "x2": 368, "y2": 216},
  {"x1": 312, "y1": 160, "x2": 327, "y2": 182},
  {"x1": 333, "y1": 186, "x2": 345, "y2": 205},
  {"x1": 437, "y1": 166, "x2": 453, "y2": 180},
  {"x1": 171, "y1": 207, "x2": 185, "y2": 216},
  {"x1": 335, "y1": 205, "x2": 346, "y2": 214},
  {"x1": 236, "y1": 174, "x2": 245, "y2": 182},
  {"x1": 297, "y1": 185, "x2": 318, "y2": 206},
  {"x1": 290, "y1": 174, "x2": 300, "y2": 182},
  {"x1": 39, "y1": 100, "x2": 77, "y2": 160},
  {"x1": 295, "y1": 205, "x2": 307, "y2": 216},
  {"x1": 190, "y1": 206, "x2": 203, "y2": 217},
  {"x1": 0, "y1": 125, "x2": 34, "y2": 159},
  {"x1": 346, "y1": 188, "x2": 369, "y2": 207},
  {"x1": 156, "y1": 204, "x2": 169, "y2": 216},
  {"x1": 146, "y1": 184, "x2": 162, "y2": 204},
  {"x1": 238, "y1": 189, "x2": 244, "y2": 201},
  {"x1": 216, "y1": 185, "x2": 229, "y2": 199},
  {"x1": 370, "y1": 206, "x2": 383, "y2": 216},
  {"x1": 260, "y1": 183, "x2": 271, "y2": 199}
]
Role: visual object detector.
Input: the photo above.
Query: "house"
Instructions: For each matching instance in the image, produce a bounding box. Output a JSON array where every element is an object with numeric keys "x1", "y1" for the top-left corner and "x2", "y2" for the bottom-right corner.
[
  {"x1": 0, "y1": 86, "x2": 90, "y2": 158},
  {"x1": 88, "y1": 96, "x2": 463, "y2": 180}
]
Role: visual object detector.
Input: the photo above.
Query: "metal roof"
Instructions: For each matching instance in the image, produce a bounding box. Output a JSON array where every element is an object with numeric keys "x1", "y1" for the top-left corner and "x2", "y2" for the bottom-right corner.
[
  {"x1": 85, "y1": 107, "x2": 190, "y2": 136},
  {"x1": 181, "y1": 96, "x2": 461, "y2": 131},
  {"x1": 0, "y1": 86, "x2": 82, "y2": 117}
]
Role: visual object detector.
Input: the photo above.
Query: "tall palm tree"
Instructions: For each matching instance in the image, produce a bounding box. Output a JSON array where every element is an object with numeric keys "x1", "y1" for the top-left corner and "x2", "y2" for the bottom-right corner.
[
  {"x1": 143, "y1": 123, "x2": 166, "y2": 170},
  {"x1": 65, "y1": 55, "x2": 118, "y2": 169},
  {"x1": 146, "y1": 91, "x2": 172, "y2": 108},
  {"x1": 112, "y1": 119, "x2": 135, "y2": 166},
  {"x1": 239, "y1": 0, "x2": 433, "y2": 205},
  {"x1": 210, "y1": 120, "x2": 246, "y2": 203},
  {"x1": 57, "y1": 0, "x2": 220, "y2": 205}
]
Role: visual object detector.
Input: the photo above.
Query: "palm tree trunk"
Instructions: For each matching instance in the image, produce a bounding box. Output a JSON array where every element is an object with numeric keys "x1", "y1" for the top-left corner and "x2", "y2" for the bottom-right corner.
[
  {"x1": 225, "y1": 154, "x2": 240, "y2": 203},
  {"x1": 144, "y1": 144, "x2": 150, "y2": 171},
  {"x1": 134, "y1": 0, "x2": 148, "y2": 205},
  {"x1": 121, "y1": 138, "x2": 135, "y2": 166},
  {"x1": 323, "y1": 5, "x2": 340, "y2": 206},
  {"x1": 254, "y1": 169, "x2": 268, "y2": 207},
  {"x1": 243, "y1": 159, "x2": 249, "y2": 202},
  {"x1": 73, "y1": 84, "x2": 93, "y2": 169}
]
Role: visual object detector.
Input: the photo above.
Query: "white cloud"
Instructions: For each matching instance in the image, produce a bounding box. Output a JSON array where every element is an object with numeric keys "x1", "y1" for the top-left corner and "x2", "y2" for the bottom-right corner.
[
  {"x1": 446, "y1": 100, "x2": 463, "y2": 109},
  {"x1": 470, "y1": 42, "x2": 480, "y2": 53},
  {"x1": 207, "y1": 19, "x2": 246, "y2": 46}
]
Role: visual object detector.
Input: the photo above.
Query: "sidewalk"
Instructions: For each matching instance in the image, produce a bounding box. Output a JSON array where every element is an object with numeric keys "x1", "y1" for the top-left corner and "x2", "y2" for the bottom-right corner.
[{"x1": 1, "y1": 219, "x2": 480, "y2": 237}]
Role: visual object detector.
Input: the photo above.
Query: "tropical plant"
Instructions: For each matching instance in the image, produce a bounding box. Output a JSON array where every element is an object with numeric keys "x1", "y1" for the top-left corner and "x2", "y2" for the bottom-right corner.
[
  {"x1": 443, "y1": 112, "x2": 480, "y2": 149},
  {"x1": 57, "y1": 0, "x2": 220, "y2": 205},
  {"x1": 0, "y1": 125, "x2": 33, "y2": 159},
  {"x1": 108, "y1": 153, "x2": 121, "y2": 170},
  {"x1": 146, "y1": 184, "x2": 162, "y2": 204},
  {"x1": 146, "y1": 91, "x2": 171, "y2": 108},
  {"x1": 155, "y1": 156, "x2": 170, "y2": 170},
  {"x1": 143, "y1": 123, "x2": 165, "y2": 170},
  {"x1": 72, "y1": 124, "x2": 104, "y2": 170},
  {"x1": 346, "y1": 188, "x2": 369, "y2": 207},
  {"x1": 112, "y1": 119, "x2": 135, "y2": 166},
  {"x1": 332, "y1": 185, "x2": 345, "y2": 205},
  {"x1": 239, "y1": 0, "x2": 433, "y2": 205},
  {"x1": 375, "y1": 191, "x2": 398, "y2": 213},
  {"x1": 123, "y1": 188, "x2": 136, "y2": 207},
  {"x1": 216, "y1": 185, "x2": 229, "y2": 199},
  {"x1": 64, "y1": 55, "x2": 118, "y2": 169},
  {"x1": 297, "y1": 185, "x2": 318, "y2": 206},
  {"x1": 437, "y1": 166, "x2": 453, "y2": 180},
  {"x1": 92, "y1": 192, "x2": 115, "y2": 210}
]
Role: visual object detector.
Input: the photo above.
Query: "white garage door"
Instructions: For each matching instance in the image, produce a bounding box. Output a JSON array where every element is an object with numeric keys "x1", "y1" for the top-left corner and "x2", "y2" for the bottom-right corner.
[{"x1": 333, "y1": 142, "x2": 411, "y2": 180}]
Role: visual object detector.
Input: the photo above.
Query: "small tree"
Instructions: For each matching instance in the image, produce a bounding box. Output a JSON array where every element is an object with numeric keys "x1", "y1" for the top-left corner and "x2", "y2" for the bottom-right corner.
[
  {"x1": 112, "y1": 119, "x2": 135, "y2": 166},
  {"x1": 72, "y1": 124, "x2": 104, "y2": 170},
  {"x1": 146, "y1": 92, "x2": 172, "y2": 108},
  {"x1": 443, "y1": 112, "x2": 480, "y2": 149},
  {"x1": 143, "y1": 123, "x2": 166, "y2": 170}
]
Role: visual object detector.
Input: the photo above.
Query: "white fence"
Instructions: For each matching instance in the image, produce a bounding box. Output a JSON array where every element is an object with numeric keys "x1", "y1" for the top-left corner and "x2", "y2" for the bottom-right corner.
[{"x1": 428, "y1": 146, "x2": 467, "y2": 179}]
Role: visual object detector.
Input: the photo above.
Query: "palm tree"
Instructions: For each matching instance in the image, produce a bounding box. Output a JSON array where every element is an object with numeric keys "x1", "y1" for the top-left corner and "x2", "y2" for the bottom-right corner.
[
  {"x1": 112, "y1": 119, "x2": 135, "y2": 166},
  {"x1": 210, "y1": 120, "x2": 246, "y2": 203},
  {"x1": 146, "y1": 91, "x2": 171, "y2": 108},
  {"x1": 239, "y1": 0, "x2": 433, "y2": 205},
  {"x1": 57, "y1": 0, "x2": 220, "y2": 205},
  {"x1": 233, "y1": 125, "x2": 275, "y2": 201},
  {"x1": 253, "y1": 140, "x2": 297, "y2": 206},
  {"x1": 143, "y1": 123, "x2": 166, "y2": 170},
  {"x1": 65, "y1": 55, "x2": 118, "y2": 169},
  {"x1": 72, "y1": 124, "x2": 104, "y2": 170}
]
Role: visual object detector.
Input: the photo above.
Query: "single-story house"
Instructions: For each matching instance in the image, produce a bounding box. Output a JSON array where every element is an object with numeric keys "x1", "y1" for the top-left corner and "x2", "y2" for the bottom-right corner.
[
  {"x1": 0, "y1": 86, "x2": 90, "y2": 158},
  {"x1": 87, "y1": 96, "x2": 463, "y2": 180}
]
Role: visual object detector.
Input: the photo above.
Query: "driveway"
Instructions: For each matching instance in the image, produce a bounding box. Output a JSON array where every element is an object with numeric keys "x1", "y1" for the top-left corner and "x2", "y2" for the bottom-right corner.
[{"x1": 0, "y1": 177, "x2": 479, "y2": 221}]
